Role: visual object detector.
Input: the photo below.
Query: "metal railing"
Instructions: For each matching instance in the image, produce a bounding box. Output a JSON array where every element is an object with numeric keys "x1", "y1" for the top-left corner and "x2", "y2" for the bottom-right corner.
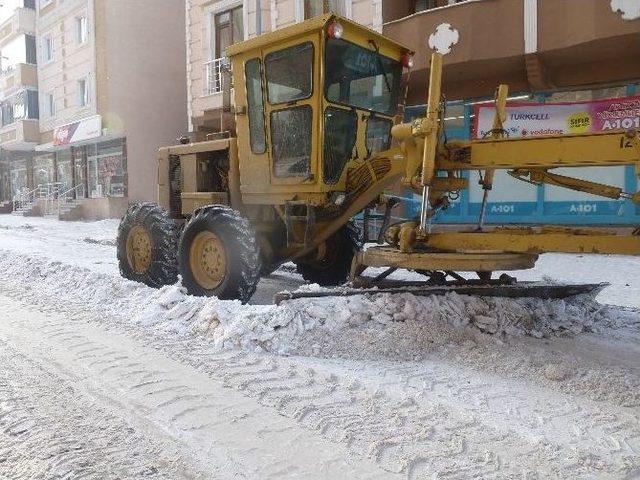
[
  {"x1": 11, "y1": 182, "x2": 85, "y2": 216},
  {"x1": 43, "y1": 183, "x2": 62, "y2": 215},
  {"x1": 204, "y1": 57, "x2": 224, "y2": 95},
  {"x1": 12, "y1": 185, "x2": 42, "y2": 213},
  {"x1": 56, "y1": 184, "x2": 84, "y2": 214}
]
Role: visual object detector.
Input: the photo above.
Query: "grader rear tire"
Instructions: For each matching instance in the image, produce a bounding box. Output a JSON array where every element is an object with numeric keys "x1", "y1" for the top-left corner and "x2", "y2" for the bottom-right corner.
[
  {"x1": 178, "y1": 206, "x2": 261, "y2": 303},
  {"x1": 295, "y1": 221, "x2": 362, "y2": 287},
  {"x1": 117, "y1": 203, "x2": 179, "y2": 287}
]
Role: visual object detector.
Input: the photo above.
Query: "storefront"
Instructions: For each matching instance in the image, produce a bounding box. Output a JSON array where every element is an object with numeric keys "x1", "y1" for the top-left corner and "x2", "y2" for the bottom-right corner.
[
  {"x1": 33, "y1": 153, "x2": 55, "y2": 187},
  {"x1": 32, "y1": 138, "x2": 128, "y2": 200},
  {"x1": 86, "y1": 139, "x2": 127, "y2": 198},
  {"x1": 8, "y1": 152, "x2": 31, "y2": 200},
  {"x1": 35, "y1": 115, "x2": 128, "y2": 200},
  {"x1": 56, "y1": 149, "x2": 73, "y2": 194}
]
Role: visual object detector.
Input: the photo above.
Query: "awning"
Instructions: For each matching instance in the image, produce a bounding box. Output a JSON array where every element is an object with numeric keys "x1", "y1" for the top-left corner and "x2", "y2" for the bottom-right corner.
[{"x1": 35, "y1": 133, "x2": 123, "y2": 152}]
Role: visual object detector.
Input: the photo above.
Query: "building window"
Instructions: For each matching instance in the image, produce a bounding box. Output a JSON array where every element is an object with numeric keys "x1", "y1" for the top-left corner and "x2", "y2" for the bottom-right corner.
[
  {"x1": 305, "y1": 0, "x2": 348, "y2": 18},
  {"x1": 56, "y1": 149, "x2": 73, "y2": 192},
  {"x1": 26, "y1": 35, "x2": 37, "y2": 64},
  {"x1": 211, "y1": 7, "x2": 243, "y2": 60},
  {"x1": 34, "y1": 153, "x2": 55, "y2": 186},
  {"x1": 304, "y1": 0, "x2": 324, "y2": 18},
  {"x1": 0, "y1": 89, "x2": 39, "y2": 126},
  {"x1": 0, "y1": 102, "x2": 14, "y2": 127},
  {"x1": 0, "y1": 35, "x2": 38, "y2": 72},
  {"x1": 9, "y1": 158, "x2": 28, "y2": 200},
  {"x1": 75, "y1": 16, "x2": 88, "y2": 44},
  {"x1": 46, "y1": 93, "x2": 55, "y2": 117},
  {"x1": 87, "y1": 139, "x2": 126, "y2": 198},
  {"x1": 77, "y1": 79, "x2": 89, "y2": 106},
  {"x1": 43, "y1": 34, "x2": 54, "y2": 63}
]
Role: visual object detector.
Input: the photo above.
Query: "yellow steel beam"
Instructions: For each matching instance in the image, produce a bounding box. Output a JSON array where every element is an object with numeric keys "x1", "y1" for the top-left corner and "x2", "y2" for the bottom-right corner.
[
  {"x1": 356, "y1": 247, "x2": 538, "y2": 272},
  {"x1": 438, "y1": 131, "x2": 639, "y2": 170},
  {"x1": 509, "y1": 169, "x2": 626, "y2": 200},
  {"x1": 420, "y1": 52, "x2": 443, "y2": 187},
  {"x1": 422, "y1": 230, "x2": 640, "y2": 256}
]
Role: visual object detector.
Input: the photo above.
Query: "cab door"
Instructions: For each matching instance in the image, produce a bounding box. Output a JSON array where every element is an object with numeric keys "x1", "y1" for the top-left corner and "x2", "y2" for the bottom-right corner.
[{"x1": 261, "y1": 35, "x2": 321, "y2": 188}]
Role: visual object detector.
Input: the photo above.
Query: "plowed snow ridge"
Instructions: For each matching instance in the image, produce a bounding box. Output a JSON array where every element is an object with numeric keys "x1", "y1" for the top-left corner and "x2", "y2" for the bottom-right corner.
[{"x1": 0, "y1": 250, "x2": 635, "y2": 357}]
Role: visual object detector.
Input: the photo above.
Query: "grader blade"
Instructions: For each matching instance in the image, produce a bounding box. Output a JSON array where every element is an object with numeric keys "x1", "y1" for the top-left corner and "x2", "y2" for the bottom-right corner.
[{"x1": 273, "y1": 282, "x2": 609, "y2": 305}]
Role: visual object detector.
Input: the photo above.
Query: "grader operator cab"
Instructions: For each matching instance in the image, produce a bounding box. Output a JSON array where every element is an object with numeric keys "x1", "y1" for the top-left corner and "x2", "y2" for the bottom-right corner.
[{"x1": 117, "y1": 14, "x2": 640, "y2": 303}]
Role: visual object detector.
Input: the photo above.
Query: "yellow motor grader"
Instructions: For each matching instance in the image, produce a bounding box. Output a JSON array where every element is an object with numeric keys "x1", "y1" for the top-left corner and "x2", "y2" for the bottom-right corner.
[{"x1": 117, "y1": 14, "x2": 640, "y2": 303}]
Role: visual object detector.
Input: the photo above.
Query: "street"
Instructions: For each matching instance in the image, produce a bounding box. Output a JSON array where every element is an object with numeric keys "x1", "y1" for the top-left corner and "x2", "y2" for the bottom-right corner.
[{"x1": 0, "y1": 215, "x2": 639, "y2": 478}]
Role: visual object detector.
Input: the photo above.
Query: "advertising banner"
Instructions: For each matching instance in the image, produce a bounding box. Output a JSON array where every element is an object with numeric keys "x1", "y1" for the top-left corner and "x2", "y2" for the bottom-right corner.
[
  {"x1": 473, "y1": 95, "x2": 640, "y2": 139},
  {"x1": 463, "y1": 95, "x2": 639, "y2": 220},
  {"x1": 53, "y1": 115, "x2": 102, "y2": 147}
]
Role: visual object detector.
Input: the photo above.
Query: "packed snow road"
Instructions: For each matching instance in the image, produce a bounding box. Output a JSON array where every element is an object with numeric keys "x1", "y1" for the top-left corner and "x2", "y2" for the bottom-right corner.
[{"x1": 0, "y1": 215, "x2": 639, "y2": 479}]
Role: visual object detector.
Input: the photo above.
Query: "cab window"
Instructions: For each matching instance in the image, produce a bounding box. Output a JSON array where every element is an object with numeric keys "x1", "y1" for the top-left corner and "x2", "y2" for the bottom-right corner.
[
  {"x1": 271, "y1": 106, "x2": 312, "y2": 178},
  {"x1": 245, "y1": 58, "x2": 266, "y2": 154},
  {"x1": 325, "y1": 38, "x2": 401, "y2": 116},
  {"x1": 366, "y1": 117, "x2": 393, "y2": 157},
  {"x1": 324, "y1": 107, "x2": 357, "y2": 184},
  {"x1": 265, "y1": 42, "x2": 314, "y2": 104}
]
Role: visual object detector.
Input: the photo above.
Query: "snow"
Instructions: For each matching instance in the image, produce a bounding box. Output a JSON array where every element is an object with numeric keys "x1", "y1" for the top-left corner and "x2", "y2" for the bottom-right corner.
[
  {"x1": 1, "y1": 214, "x2": 639, "y2": 478},
  {"x1": 0, "y1": 215, "x2": 637, "y2": 358}
]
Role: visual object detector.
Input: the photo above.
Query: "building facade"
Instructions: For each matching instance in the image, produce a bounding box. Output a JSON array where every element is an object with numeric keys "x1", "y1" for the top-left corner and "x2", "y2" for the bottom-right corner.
[
  {"x1": 0, "y1": 0, "x2": 188, "y2": 219},
  {"x1": 383, "y1": 0, "x2": 640, "y2": 225},
  {"x1": 186, "y1": 0, "x2": 382, "y2": 138},
  {"x1": 0, "y1": 0, "x2": 38, "y2": 208}
]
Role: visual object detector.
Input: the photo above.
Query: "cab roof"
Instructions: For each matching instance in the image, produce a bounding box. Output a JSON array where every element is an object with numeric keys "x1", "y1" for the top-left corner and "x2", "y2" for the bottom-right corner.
[{"x1": 226, "y1": 13, "x2": 413, "y2": 58}]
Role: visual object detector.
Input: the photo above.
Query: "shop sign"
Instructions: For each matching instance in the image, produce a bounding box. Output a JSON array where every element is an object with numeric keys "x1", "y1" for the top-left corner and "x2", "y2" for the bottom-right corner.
[
  {"x1": 473, "y1": 95, "x2": 640, "y2": 139},
  {"x1": 53, "y1": 115, "x2": 102, "y2": 146}
]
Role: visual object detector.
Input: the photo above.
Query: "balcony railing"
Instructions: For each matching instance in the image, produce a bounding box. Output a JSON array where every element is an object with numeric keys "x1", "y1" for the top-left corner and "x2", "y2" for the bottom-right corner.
[{"x1": 204, "y1": 57, "x2": 224, "y2": 95}]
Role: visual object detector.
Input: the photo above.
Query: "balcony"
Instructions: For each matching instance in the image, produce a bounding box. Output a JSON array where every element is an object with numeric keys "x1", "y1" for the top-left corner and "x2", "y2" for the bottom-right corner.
[
  {"x1": 0, "y1": 118, "x2": 39, "y2": 149},
  {"x1": 383, "y1": 0, "x2": 640, "y2": 102},
  {"x1": 1, "y1": 63, "x2": 37, "y2": 96},
  {"x1": 0, "y1": 7, "x2": 36, "y2": 48},
  {"x1": 204, "y1": 57, "x2": 224, "y2": 96}
]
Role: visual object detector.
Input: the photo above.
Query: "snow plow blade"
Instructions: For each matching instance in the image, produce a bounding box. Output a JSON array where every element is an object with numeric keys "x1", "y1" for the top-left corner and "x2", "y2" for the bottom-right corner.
[{"x1": 273, "y1": 282, "x2": 609, "y2": 305}]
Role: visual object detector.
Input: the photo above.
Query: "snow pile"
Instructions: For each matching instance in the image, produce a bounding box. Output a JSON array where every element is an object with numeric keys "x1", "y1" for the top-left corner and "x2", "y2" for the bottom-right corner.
[{"x1": 0, "y1": 250, "x2": 637, "y2": 359}]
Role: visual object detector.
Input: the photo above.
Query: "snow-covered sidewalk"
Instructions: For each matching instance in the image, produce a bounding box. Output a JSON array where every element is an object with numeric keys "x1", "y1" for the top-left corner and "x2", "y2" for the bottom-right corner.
[{"x1": 0, "y1": 214, "x2": 639, "y2": 479}]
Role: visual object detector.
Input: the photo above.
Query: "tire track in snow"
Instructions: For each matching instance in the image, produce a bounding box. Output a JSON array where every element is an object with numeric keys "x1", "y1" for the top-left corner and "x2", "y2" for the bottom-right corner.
[
  {"x1": 0, "y1": 340, "x2": 201, "y2": 479},
  {"x1": 0, "y1": 296, "x2": 396, "y2": 479},
  {"x1": 1, "y1": 261, "x2": 640, "y2": 478}
]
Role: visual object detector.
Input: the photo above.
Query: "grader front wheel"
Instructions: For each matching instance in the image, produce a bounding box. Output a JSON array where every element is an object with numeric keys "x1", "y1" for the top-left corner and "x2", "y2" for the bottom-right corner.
[
  {"x1": 295, "y1": 221, "x2": 362, "y2": 286},
  {"x1": 117, "y1": 203, "x2": 179, "y2": 287},
  {"x1": 178, "y1": 206, "x2": 261, "y2": 302}
]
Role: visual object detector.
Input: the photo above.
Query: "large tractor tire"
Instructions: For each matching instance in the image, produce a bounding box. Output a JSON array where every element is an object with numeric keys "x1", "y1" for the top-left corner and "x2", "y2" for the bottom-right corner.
[
  {"x1": 295, "y1": 221, "x2": 362, "y2": 287},
  {"x1": 117, "y1": 203, "x2": 179, "y2": 287},
  {"x1": 178, "y1": 206, "x2": 261, "y2": 302}
]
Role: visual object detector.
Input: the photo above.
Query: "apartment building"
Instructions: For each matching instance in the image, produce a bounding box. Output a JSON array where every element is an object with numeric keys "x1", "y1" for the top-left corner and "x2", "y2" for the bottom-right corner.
[
  {"x1": 0, "y1": 0, "x2": 38, "y2": 208},
  {"x1": 0, "y1": 0, "x2": 188, "y2": 219},
  {"x1": 186, "y1": 0, "x2": 382, "y2": 137}
]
